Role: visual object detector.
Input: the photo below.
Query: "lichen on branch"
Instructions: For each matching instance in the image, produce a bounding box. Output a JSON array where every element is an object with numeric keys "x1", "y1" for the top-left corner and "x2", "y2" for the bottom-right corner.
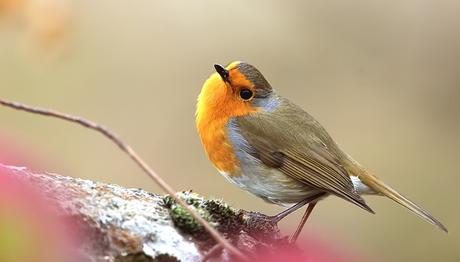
[{"x1": 0, "y1": 164, "x2": 293, "y2": 262}]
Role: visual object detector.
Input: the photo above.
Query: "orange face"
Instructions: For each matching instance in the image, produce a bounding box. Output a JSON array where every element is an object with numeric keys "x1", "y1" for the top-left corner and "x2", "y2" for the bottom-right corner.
[{"x1": 196, "y1": 61, "x2": 259, "y2": 174}]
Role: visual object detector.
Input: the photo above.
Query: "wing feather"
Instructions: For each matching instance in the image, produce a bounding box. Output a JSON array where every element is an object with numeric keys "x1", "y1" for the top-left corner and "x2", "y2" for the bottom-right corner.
[{"x1": 233, "y1": 98, "x2": 374, "y2": 213}]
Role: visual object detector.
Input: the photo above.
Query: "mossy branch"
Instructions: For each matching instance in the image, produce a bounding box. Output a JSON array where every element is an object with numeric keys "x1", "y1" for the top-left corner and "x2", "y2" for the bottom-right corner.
[{"x1": 1, "y1": 165, "x2": 285, "y2": 261}]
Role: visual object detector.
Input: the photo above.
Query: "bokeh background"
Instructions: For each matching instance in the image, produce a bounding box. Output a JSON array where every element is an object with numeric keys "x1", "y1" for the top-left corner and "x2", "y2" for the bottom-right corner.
[{"x1": 1, "y1": 0, "x2": 459, "y2": 261}]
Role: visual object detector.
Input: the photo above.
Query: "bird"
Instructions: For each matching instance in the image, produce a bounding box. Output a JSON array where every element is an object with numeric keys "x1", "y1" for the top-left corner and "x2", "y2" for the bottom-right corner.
[{"x1": 195, "y1": 61, "x2": 448, "y2": 241}]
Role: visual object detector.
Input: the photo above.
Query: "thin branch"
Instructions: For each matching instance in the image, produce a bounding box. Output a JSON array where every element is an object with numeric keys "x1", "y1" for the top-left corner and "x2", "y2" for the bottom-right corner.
[
  {"x1": 202, "y1": 243, "x2": 223, "y2": 261},
  {"x1": 0, "y1": 99, "x2": 247, "y2": 261}
]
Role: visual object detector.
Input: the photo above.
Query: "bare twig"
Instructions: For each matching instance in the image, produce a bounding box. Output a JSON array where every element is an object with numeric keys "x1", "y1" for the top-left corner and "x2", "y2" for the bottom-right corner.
[
  {"x1": 0, "y1": 99, "x2": 247, "y2": 261},
  {"x1": 202, "y1": 243, "x2": 224, "y2": 261}
]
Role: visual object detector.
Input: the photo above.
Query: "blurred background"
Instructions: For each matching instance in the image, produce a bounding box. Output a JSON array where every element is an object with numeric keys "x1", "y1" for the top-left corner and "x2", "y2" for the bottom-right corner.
[{"x1": 1, "y1": 0, "x2": 459, "y2": 261}]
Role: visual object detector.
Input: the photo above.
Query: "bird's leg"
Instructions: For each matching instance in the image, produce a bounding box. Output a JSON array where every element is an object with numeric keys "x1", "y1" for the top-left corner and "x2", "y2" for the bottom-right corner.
[
  {"x1": 270, "y1": 199, "x2": 310, "y2": 223},
  {"x1": 270, "y1": 192, "x2": 325, "y2": 223},
  {"x1": 290, "y1": 202, "x2": 317, "y2": 243}
]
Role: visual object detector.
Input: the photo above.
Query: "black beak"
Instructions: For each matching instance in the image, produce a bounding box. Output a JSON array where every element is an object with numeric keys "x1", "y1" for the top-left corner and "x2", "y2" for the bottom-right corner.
[{"x1": 214, "y1": 64, "x2": 230, "y2": 83}]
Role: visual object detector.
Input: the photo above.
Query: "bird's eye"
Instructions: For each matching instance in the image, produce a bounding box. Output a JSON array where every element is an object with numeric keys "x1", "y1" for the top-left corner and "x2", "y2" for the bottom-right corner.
[{"x1": 239, "y1": 88, "x2": 253, "y2": 100}]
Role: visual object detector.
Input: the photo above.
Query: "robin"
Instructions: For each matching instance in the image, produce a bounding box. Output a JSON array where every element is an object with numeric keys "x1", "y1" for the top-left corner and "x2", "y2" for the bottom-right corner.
[{"x1": 195, "y1": 61, "x2": 447, "y2": 241}]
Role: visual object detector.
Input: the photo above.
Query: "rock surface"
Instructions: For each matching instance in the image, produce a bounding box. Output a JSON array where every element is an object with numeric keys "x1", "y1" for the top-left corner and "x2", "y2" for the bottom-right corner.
[{"x1": 0, "y1": 164, "x2": 292, "y2": 262}]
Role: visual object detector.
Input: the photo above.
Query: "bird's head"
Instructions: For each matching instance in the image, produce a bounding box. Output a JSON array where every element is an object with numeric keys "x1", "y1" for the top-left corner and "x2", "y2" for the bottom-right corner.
[{"x1": 196, "y1": 61, "x2": 276, "y2": 126}]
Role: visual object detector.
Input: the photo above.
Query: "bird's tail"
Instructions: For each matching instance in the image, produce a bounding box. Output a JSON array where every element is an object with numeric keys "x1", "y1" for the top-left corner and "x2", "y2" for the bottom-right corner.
[{"x1": 345, "y1": 159, "x2": 448, "y2": 233}]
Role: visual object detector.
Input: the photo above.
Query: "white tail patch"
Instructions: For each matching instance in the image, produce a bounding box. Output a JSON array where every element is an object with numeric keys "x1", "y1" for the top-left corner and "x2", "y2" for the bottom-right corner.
[{"x1": 350, "y1": 176, "x2": 376, "y2": 195}]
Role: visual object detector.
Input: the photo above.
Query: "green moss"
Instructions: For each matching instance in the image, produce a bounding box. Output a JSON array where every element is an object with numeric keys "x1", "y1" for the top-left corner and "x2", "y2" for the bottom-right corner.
[
  {"x1": 162, "y1": 192, "x2": 243, "y2": 237},
  {"x1": 162, "y1": 195, "x2": 174, "y2": 208},
  {"x1": 205, "y1": 200, "x2": 235, "y2": 219},
  {"x1": 169, "y1": 205, "x2": 203, "y2": 234},
  {"x1": 204, "y1": 199, "x2": 243, "y2": 234},
  {"x1": 163, "y1": 192, "x2": 281, "y2": 251},
  {"x1": 162, "y1": 192, "x2": 211, "y2": 235}
]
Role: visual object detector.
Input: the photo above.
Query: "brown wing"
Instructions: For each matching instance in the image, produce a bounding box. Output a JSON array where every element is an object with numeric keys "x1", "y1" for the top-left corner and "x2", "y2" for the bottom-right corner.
[{"x1": 233, "y1": 98, "x2": 374, "y2": 213}]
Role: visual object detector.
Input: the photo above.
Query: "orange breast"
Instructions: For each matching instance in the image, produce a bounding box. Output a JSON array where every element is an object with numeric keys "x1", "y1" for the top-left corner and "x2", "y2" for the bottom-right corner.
[
  {"x1": 196, "y1": 65, "x2": 258, "y2": 175},
  {"x1": 197, "y1": 114, "x2": 240, "y2": 174}
]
